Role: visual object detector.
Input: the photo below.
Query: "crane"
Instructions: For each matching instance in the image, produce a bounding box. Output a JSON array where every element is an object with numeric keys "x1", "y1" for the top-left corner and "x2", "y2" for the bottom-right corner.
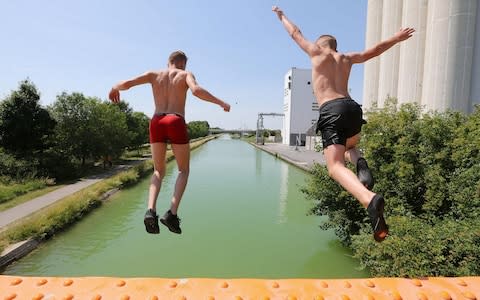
[{"x1": 256, "y1": 112, "x2": 284, "y2": 144}]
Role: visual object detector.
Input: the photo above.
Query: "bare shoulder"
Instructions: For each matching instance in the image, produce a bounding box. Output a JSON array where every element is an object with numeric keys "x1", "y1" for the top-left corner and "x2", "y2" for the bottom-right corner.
[{"x1": 335, "y1": 51, "x2": 353, "y2": 63}]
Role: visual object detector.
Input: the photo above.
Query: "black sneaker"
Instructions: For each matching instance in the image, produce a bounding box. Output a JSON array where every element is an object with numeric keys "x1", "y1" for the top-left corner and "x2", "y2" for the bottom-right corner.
[
  {"x1": 144, "y1": 209, "x2": 160, "y2": 234},
  {"x1": 357, "y1": 157, "x2": 375, "y2": 190},
  {"x1": 367, "y1": 194, "x2": 388, "y2": 242},
  {"x1": 160, "y1": 210, "x2": 182, "y2": 234}
]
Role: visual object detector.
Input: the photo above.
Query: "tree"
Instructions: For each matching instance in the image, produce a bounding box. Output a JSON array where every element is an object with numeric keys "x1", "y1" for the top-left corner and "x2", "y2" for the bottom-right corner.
[
  {"x1": 88, "y1": 101, "x2": 129, "y2": 159},
  {"x1": 128, "y1": 111, "x2": 150, "y2": 149},
  {"x1": 0, "y1": 79, "x2": 55, "y2": 155},
  {"x1": 49, "y1": 92, "x2": 95, "y2": 165},
  {"x1": 188, "y1": 121, "x2": 210, "y2": 139},
  {"x1": 49, "y1": 93, "x2": 130, "y2": 165},
  {"x1": 115, "y1": 101, "x2": 149, "y2": 149}
]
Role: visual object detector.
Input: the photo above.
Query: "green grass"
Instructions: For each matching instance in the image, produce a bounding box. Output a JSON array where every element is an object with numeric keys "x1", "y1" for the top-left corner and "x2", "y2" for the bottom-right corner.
[
  {"x1": 0, "y1": 184, "x2": 66, "y2": 212},
  {"x1": 0, "y1": 179, "x2": 50, "y2": 204}
]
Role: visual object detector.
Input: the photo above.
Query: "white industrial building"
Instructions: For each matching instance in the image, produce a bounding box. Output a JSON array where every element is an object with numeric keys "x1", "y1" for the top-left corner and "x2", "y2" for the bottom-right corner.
[
  {"x1": 282, "y1": 68, "x2": 319, "y2": 146},
  {"x1": 363, "y1": 0, "x2": 480, "y2": 113}
]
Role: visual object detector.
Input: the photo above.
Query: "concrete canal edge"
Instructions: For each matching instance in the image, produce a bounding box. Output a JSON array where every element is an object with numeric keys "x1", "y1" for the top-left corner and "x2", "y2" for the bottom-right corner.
[
  {"x1": 0, "y1": 135, "x2": 219, "y2": 271},
  {"x1": 249, "y1": 142, "x2": 312, "y2": 173}
]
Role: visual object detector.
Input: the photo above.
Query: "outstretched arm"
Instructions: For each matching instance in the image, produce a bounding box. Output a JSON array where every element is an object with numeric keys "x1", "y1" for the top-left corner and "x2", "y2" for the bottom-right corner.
[
  {"x1": 109, "y1": 72, "x2": 155, "y2": 103},
  {"x1": 272, "y1": 6, "x2": 315, "y2": 55},
  {"x1": 186, "y1": 72, "x2": 230, "y2": 112},
  {"x1": 347, "y1": 28, "x2": 416, "y2": 64}
]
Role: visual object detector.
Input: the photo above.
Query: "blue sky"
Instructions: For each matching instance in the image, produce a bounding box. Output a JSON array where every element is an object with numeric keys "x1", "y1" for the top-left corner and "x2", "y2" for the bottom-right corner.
[{"x1": 0, "y1": 0, "x2": 367, "y2": 130}]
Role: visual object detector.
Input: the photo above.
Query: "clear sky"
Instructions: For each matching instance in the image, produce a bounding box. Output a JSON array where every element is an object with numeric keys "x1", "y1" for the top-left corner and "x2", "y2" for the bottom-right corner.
[{"x1": 0, "y1": 0, "x2": 367, "y2": 130}]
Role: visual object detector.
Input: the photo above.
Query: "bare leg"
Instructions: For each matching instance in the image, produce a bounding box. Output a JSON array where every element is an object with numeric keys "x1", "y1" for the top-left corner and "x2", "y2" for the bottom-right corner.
[
  {"x1": 325, "y1": 135, "x2": 386, "y2": 241},
  {"x1": 344, "y1": 135, "x2": 374, "y2": 190},
  {"x1": 344, "y1": 147, "x2": 362, "y2": 165},
  {"x1": 148, "y1": 143, "x2": 167, "y2": 211},
  {"x1": 169, "y1": 143, "x2": 190, "y2": 215},
  {"x1": 324, "y1": 144, "x2": 375, "y2": 208}
]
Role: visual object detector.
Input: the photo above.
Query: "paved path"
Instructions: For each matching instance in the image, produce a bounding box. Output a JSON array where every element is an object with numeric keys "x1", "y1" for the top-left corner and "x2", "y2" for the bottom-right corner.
[
  {"x1": 252, "y1": 143, "x2": 325, "y2": 171},
  {"x1": 0, "y1": 161, "x2": 145, "y2": 230}
]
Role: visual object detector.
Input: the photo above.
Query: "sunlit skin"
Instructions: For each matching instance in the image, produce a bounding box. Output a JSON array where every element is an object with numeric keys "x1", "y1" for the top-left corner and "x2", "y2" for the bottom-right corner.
[
  {"x1": 273, "y1": 5, "x2": 414, "y2": 219},
  {"x1": 109, "y1": 53, "x2": 230, "y2": 217}
]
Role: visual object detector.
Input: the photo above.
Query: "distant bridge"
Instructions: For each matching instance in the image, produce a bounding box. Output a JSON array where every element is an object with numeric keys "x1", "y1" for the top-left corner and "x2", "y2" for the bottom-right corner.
[{"x1": 209, "y1": 129, "x2": 256, "y2": 135}]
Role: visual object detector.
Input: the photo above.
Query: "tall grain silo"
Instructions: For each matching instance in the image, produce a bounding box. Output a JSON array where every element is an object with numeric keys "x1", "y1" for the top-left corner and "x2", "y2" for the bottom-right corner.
[
  {"x1": 377, "y1": 0, "x2": 403, "y2": 107},
  {"x1": 421, "y1": 0, "x2": 478, "y2": 112},
  {"x1": 362, "y1": 0, "x2": 383, "y2": 109},
  {"x1": 397, "y1": 0, "x2": 428, "y2": 106},
  {"x1": 470, "y1": 1, "x2": 480, "y2": 111}
]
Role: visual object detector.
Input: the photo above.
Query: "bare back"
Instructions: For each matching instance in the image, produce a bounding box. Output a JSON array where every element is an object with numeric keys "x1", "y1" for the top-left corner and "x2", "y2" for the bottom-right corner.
[
  {"x1": 310, "y1": 49, "x2": 353, "y2": 106},
  {"x1": 151, "y1": 69, "x2": 189, "y2": 116}
]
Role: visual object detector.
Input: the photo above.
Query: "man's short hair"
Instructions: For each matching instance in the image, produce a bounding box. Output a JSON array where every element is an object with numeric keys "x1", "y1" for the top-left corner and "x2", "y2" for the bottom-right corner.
[
  {"x1": 168, "y1": 50, "x2": 188, "y2": 64},
  {"x1": 317, "y1": 35, "x2": 337, "y2": 51}
]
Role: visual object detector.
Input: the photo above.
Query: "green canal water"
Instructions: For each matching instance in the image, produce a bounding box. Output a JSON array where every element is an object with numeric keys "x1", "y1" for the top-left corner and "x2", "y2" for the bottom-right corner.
[{"x1": 3, "y1": 136, "x2": 368, "y2": 278}]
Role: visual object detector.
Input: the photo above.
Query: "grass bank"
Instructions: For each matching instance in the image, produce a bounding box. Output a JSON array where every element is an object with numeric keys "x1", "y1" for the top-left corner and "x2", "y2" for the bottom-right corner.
[
  {"x1": 0, "y1": 135, "x2": 218, "y2": 254},
  {"x1": 0, "y1": 179, "x2": 53, "y2": 206}
]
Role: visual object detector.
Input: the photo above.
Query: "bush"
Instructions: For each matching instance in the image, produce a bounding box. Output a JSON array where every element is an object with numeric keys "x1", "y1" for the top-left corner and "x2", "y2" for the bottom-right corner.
[
  {"x1": 0, "y1": 148, "x2": 39, "y2": 179},
  {"x1": 302, "y1": 100, "x2": 480, "y2": 276},
  {"x1": 352, "y1": 217, "x2": 480, "y2": 277}
]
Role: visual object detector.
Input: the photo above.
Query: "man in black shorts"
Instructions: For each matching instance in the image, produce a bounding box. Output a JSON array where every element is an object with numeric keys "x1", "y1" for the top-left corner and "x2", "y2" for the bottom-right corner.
[{"x1": 273, "y1": 6, "x2": 415, "y2": 242}]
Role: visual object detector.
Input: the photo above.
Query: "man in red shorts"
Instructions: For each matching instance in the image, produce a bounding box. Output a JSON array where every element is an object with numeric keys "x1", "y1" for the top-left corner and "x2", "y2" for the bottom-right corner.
[
  {"x1": 273, "y1": 6, "x2": 414, "y2": 242},
  {"x1": 109, "y1": 51, "x2": 230, "y2": 234}
]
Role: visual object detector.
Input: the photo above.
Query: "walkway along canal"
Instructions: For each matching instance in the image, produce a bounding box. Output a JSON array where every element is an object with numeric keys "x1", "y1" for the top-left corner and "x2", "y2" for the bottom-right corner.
[{"x1": 3, "y1": 136, "x2": 368, "y2": 278}]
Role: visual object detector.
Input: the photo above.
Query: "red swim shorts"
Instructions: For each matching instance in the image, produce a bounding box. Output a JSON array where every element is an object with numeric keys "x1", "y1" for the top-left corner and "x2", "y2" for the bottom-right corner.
[{"x1": 149, "y1": 113, "x2": 189, "y2": 144}]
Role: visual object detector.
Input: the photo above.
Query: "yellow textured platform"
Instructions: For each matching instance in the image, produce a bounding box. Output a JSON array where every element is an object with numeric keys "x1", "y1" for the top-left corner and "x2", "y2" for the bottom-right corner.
[{"x1": 0, "y1": 276, "x2": 479, "y2": 299}]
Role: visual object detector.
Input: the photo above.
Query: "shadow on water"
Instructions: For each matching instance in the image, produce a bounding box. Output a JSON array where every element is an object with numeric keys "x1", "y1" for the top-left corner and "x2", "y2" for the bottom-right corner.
[{"x1": 3, "y1": 137, "x2": 369, "y2": 278}]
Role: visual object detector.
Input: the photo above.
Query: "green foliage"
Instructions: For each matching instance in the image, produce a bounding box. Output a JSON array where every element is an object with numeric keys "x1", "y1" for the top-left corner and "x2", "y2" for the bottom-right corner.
[
  {"x1": 116, "y1": 101, "x2": 149, "y2": 149},
  {"x1": 352, "y1": 217, "x2": 480, "y2": 277},
  {"x1": 0, "y1": 80, "x2": 56, "y2": 155},
  {"x1": 188, "y1": 120, "x2": 210, "y2": 139},
  {"x1": 0, "y1": 178, "x2": 48, "y2": 204},
  {"x1": 49, "y1": 92, "x2": 96, "y2": 164},
  {"x1": 128, "y1": 111, "x2": 150, "y2": 149},
  {"x1": 49, "y1": 92, "x2": 130, "y2": 164},
  {"x1": 301, "y1": 164, "x2": 365, "y2": 245},
  {"x1": 0, "y1": 148, "x2": 39, "y2": 178},
  {"x1": 303, "y1": 99, "x2": 480, "y2": 276},
  {"x1": 89, "y1": 100, "x2": 129, "y2": 158}
]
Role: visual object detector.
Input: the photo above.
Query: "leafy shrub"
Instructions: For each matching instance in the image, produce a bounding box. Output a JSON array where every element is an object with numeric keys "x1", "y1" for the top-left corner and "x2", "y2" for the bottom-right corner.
[{"x1": 303, "y1": 100, "x2": 480, "y2": 276}]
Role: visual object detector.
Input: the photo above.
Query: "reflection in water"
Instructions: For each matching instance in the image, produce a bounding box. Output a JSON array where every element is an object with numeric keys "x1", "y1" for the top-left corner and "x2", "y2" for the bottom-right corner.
[
  {"x1": 255, "y1": 146, "x2": 262, "y2": 176},
  {"x1": 3, "y1": 139, "x2": 368, "y2": 278},
  {"x1": 277, "y1": 162, "x2": 288, "y2": 224}
]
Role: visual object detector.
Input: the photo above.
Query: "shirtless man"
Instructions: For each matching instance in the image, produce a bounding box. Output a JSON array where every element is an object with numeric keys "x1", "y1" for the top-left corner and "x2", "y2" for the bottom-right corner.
[
  {"x1": 273, "y1": 6, "x2": 414, "y2": 242},
  {"x1": 109, "y1": 51, "x2": 230, "y2": 234}
]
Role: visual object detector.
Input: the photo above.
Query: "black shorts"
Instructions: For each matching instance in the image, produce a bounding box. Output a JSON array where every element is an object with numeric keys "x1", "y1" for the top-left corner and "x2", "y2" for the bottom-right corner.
[{"x1": 316, "y1": 97, "x2": 366, "y2": 149}]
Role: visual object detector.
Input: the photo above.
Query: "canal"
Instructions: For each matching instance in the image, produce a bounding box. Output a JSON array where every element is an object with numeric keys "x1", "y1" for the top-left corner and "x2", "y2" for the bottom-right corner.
[{"x1": 3, "y1": 136, "x2": 368, "y2": 278}]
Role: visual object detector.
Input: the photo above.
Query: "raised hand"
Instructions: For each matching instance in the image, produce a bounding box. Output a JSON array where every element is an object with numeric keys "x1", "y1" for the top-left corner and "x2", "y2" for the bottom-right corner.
[
  {"x1": 109, "y1": 88, "x2": 120, "y2": 103},
  {"x1": 394, "y1": 28, "x2": 415, "y2": 42},
  {"x1": 272, "y1": 6, "x2": 284, "y2": 19},
  {"x1": 221, "y1": 102, "x2": 231, "y2": 112}
]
